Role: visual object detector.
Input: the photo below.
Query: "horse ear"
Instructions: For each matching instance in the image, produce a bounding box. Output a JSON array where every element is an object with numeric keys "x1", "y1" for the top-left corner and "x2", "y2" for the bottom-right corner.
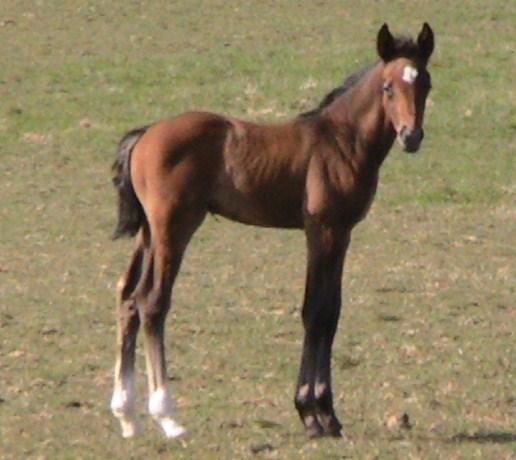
[
  {"x1": 377, "y1": 23, "x2": 396, "y2": 62},
  {"x1": 417, "y1": 22, "x2": 434, "y2": 62}
]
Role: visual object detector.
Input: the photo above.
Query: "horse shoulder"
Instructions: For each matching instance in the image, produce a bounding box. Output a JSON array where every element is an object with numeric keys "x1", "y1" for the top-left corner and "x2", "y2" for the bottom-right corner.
[
  {"x1": 304, "y1": 135, "x2": 380, "y2": 227},
  {"x1": 305, "y1": 152, "x2": 330, "y2": 218}
]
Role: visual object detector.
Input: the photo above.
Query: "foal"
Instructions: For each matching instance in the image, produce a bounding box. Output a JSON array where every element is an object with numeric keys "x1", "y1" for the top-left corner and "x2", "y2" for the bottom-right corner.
[{"x1": 110, "y1": 23, "x2": 434, "y2": 438}]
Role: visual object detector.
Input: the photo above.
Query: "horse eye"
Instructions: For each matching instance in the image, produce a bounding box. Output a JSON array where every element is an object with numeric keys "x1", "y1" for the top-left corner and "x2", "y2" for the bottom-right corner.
[{"x1": 382, "y1": 82, "x2": 393, "y2": 96}]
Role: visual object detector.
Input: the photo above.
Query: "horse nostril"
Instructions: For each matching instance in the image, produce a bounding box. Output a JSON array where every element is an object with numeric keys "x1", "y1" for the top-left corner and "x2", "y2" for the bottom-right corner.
[
  {"x1": 398, "y1": 127, "x2": 423, "y2": 153},
  {"x1": 410, "y1": 128, "x2": 423, "y2": 144},
  {"x1": 402, "y1": 127, "x2": 422, "y2": 143}
]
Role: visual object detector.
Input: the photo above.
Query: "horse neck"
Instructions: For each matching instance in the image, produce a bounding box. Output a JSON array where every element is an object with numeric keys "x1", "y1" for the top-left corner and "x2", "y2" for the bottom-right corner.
[{"x1": 322, "y1": 63, "x2": 396, "y2": 172}]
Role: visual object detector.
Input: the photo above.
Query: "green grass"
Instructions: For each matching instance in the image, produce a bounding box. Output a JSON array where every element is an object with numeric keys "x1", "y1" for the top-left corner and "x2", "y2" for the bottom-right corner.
[{"x1": 1, "y1": 1, "x2": 515, "y2": 459}]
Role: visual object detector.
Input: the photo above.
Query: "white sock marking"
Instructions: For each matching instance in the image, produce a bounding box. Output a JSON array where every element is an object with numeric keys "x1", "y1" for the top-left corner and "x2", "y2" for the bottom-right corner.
[
  {"x1": 111, "y1": 388, "x2": 130, "y2": 414},
  {"x1": 304, "y1": 414, "x2": 316, "y2": 426},
  {"x1": 159, "y1": 418, "x2": 187, "y2": 438},
  {"x1": 297, "y1": 384, "x2": 309, "y2": 402},
  {"x1": 149, "y1": 387, "x2": 173, "y2": 417},
  {"x1": 314, "y1": 381, "x2": 327, "y2": 399},
  {"x1": 148, "y1": 387, "x2": 186, "y2": 438},
  {"x1": 111, "y1": 386, "x2": 140, "y2": 438}
]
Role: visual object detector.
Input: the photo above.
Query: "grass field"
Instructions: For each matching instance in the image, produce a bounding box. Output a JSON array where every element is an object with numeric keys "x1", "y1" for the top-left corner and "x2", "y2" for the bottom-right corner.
[{"x1": 1, "y1": 1, "x2": 515, "y2": 459}]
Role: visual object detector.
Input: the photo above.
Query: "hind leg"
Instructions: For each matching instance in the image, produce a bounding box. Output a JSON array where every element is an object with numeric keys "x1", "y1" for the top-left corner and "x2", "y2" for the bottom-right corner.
[
  {"x1": 111, "y1": 233, "x2": 146, "y2": 437},
  {"x1": 138, "y1": 204, "x2": 206, "y2": 438}
]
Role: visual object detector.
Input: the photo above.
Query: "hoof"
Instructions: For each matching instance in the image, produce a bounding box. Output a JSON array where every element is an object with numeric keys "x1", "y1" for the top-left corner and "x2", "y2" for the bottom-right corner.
[
  {"x1": 319, "y1": 415, "x2": 342, "y2": 438},
  {"x1": 120, "y1": 419, "x2": 142, "y2": 438},
  {"x1": 111, "y1": 388, "x2": 140, "y2": 438},
  {"x1": 156, "y1": 417, "x2": 187, "y2": 439},
  {"x1": 304, "y1": 415, "x2": 324, "y2": 439},
  {"x1": 326, "y1": 426, "x2": 343, "y2": 438},
  {"x1": 306, "y1": 425, "x2": 325, "y2": 439}
]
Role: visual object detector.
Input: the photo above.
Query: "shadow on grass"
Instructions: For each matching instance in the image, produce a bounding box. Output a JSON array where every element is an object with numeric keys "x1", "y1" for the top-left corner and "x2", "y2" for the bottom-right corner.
[{"x1": 449, "y1": 430, "x2": 516, "y2": 444}]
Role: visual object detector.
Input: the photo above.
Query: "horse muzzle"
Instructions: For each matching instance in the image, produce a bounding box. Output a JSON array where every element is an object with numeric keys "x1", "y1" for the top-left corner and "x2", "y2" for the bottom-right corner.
[{"x1": 397, "y1": 126, "x2": 424, "y2": 153}]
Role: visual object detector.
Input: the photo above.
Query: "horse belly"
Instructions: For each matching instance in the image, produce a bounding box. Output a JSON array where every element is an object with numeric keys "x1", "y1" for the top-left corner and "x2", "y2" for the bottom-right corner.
[{"x1": 208, "y1": 173, "x2": 305, "y2": 229}]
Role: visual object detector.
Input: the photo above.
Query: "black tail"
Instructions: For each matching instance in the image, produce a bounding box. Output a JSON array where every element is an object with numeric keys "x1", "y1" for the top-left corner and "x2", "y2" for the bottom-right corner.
[{"x1": 111, "y1": 125, "x2": 150, "y2": 239}]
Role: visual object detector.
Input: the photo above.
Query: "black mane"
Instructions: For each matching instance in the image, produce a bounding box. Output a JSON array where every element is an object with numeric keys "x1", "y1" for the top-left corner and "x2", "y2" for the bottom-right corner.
[
  {"x1": 298, "y1": 64, "x2": 374, "y2": 119},
  {"x1": 299, "y1": 34, "x2": 420, "y2": 119}
]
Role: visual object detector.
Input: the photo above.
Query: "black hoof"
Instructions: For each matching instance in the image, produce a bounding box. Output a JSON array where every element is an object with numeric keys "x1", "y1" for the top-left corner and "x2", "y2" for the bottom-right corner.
[
  {"x1": 326, "y1": 425, "x2": 343, "y2": 438},
  {"x1": 306, "y1": 424, "x2": 325, "y2": 439},
  {"x1": 318, "y1": 414, "x2": 343, "y2": 437},
  {"x1": 304, "y1": 416, "x2": 324, "y2": 439}
]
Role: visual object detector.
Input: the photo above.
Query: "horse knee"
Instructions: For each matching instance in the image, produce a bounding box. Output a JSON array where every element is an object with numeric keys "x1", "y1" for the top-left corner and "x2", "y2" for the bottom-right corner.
[
  {"x1": 116, "y1": 280, "x2": 139, "y2": 325},
  {"x1": 138, "y1": 300, "x2": 167, "y2": 333},
  {"x1": 138, "y1": 282, "x2": 170, "y2": 322},
  {"x1": 117, "y1": 274, "x2": 140, "y2": 308}
]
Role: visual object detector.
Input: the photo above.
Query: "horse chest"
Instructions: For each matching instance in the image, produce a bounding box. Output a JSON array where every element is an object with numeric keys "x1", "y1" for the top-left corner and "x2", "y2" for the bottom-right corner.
[
  {"x1": 306, "y1": 152, "x2": 378, "y2": 226},
  {"x1": 344, "y1": 180, "x2": 378, "y2": 224}
]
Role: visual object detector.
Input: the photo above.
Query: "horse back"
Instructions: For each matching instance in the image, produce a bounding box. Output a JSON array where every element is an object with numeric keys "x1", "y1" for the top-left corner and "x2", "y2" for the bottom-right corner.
[
  {"x1": 130, "y1": 111, "x2": 376, "y2": 230},
  {"x1": 213, "y1": 116, "x2": 317, "y2": 228},
  {"x1": 131, "y1": 111, "x2": 317, "y2": 228}
]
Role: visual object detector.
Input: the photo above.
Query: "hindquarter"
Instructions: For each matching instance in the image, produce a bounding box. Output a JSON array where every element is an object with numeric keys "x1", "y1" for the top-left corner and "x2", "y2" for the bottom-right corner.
[{"x1": 130, "y1": 112, "x2": 230, "y2": 214}]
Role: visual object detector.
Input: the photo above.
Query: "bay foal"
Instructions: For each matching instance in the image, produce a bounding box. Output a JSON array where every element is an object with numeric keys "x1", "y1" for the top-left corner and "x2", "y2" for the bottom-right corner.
[{"x1": 110, "y1": 23, "x2": 434, "y2": 438}]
